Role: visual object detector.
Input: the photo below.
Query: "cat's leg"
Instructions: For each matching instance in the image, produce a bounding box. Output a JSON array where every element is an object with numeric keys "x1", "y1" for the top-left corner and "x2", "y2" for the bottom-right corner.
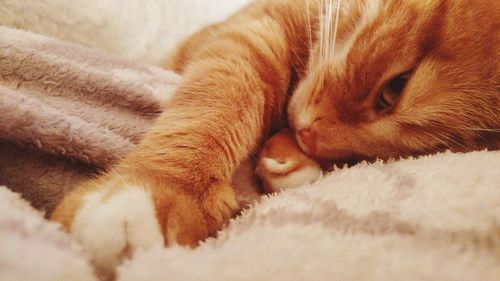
[
  {"x1": 52, "y1": 171, "x2": 238, "y2": 273},
  {"x1": 51, "y1": 0, "x2": 309, "y2": 274},
  {"x1": 51, "y1": 74, "x2": 272, "y2": 272}
]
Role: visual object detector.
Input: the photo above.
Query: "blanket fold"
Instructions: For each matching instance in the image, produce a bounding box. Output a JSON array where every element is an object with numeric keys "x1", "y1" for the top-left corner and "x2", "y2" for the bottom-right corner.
[{"x1": 0, "y1": 26, "x2": 180, "y2": 212}]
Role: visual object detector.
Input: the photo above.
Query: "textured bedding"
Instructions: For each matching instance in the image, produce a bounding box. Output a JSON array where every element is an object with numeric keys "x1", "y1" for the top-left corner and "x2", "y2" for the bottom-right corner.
[
  {"x1": 0, "y1": 26, "x2": 179, "y2": 213},
  {"x1": 0, "y1": 17, "x2": 499, "y2": 281},
  {"x1": 2, "y1": 149, "x2": 500, "y2": 281}
]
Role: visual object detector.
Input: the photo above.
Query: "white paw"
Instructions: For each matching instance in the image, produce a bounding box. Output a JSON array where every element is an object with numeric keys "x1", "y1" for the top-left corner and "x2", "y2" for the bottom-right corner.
[
  {"x1": 257, "y1": 156, "x2": 322, "y2": 193},
  {"x1": 260, "y1": 157, "x2": 295, "y2": 174},
  {"x1": 267, "y1": 164, "x2": 322, "y2": 192},
  {"x1": 71, "y1": 186, "x2": 163, "y2": 273}
]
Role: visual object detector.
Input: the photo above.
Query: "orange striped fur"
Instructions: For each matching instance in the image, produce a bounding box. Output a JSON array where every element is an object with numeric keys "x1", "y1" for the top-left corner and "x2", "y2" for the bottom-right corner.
[{"x1": 51, "y1": 0, "x2": 499, "y2": 272}]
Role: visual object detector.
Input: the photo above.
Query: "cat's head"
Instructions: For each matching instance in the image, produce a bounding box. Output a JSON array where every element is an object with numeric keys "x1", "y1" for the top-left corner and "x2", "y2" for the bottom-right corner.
[{"x1": 288, "y1": 0, "x2": 500, "y2": 162}]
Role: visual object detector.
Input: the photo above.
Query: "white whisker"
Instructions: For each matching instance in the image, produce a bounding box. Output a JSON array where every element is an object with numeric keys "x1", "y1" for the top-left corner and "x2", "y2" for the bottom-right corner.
[
  {"x1": 316, "y1": 0, "x2": 342, "y2": 61},
  {"x1": 326, "y1": 0, "x2": 333, "y2": 58},
  {"x1": 331, "y1": 0, "x2": 342, "y2": 54},
  {"x1": 306, "y1": 0, "x2": 314, "y2": 68},
  {"x1": 318, "y1": 0, "x2": 323, "y2": 61},
  {"x1": 448, "y1": 126, "x2": 500, "y2": 133},
  {"x1": 319, "y1": 0, "x2": 328, "y2": 60},
  {"x1": 434, "y1": 132, "x2": 469, "y2": 150}
]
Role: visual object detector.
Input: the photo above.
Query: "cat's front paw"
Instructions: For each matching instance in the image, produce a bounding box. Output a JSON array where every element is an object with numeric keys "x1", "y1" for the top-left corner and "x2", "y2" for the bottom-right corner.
[
  {"x1": 51, "y1": 174, "x2": 239, "y2": 275},
  {"x1": 256, "y1": 130, "x2": 322, "y2": 193}
]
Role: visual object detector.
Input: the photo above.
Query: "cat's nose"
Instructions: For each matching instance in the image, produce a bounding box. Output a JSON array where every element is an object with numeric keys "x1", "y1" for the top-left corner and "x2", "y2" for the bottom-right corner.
[{"x1": 298, "y1": 127, "x2": 317, "y2": 154}]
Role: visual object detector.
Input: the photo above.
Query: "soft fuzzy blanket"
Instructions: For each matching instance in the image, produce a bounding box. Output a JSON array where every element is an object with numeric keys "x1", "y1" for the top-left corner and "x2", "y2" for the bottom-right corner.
[
  {"x1": 1, "y1": 25, "x2": 499, "y2": 281},
  {"x1": 2, "y1": 150, "x2": 500, "y2": 281},
  {"x1": 0, "y1": 0, "x2": 250, "y2": 65},
  {"x1": 0, "y1": 26, "x2": 180, "y2": 213}
]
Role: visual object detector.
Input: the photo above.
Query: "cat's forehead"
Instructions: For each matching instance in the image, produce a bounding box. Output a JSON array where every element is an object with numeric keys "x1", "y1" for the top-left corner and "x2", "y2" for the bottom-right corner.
[
  {"x1": 301, "y1": 0, "x2": 498, "y2": 122},
  {"x1": 321, "y1": 0, "x2": 492, "y2": 97}
]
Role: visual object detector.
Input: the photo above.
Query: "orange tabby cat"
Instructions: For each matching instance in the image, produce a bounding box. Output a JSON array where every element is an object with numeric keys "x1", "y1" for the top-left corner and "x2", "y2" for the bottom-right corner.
[{"x1": 51, "y1": 0, "x2": 499, "y2": 273}]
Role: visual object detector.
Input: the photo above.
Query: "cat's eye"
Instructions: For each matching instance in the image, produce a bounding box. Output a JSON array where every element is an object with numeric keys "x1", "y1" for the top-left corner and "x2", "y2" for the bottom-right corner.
[{"x1": 376, "y1": 73, "x2": 409, "y2": 111}]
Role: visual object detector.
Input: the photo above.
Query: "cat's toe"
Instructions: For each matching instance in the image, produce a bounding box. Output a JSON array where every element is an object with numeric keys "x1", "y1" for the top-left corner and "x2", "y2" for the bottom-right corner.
[
  {"x1": 259, "y1": 157, "x2": 296, "y2": 174},
  {"x1": 70, "y1": 186, "x2": 163, "y2": 274},
  {"x1": 257, "y1": 159, "x2": 322, "y2": 193}
]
